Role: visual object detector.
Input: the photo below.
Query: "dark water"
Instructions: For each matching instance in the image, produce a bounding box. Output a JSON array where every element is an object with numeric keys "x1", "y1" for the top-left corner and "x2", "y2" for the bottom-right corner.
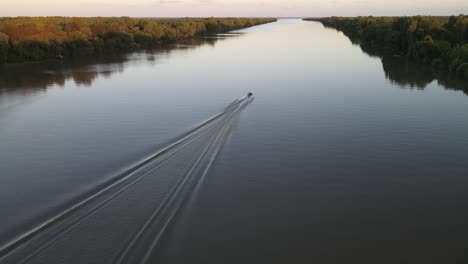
[{"x1": 1, "y1": 19, "x2": 468, "y2": 263}]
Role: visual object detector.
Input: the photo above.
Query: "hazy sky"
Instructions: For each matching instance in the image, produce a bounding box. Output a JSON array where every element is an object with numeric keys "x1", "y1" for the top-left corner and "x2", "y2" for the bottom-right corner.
[{"x1": 2, "y1": 0, "x2": 468, "y2": 17}]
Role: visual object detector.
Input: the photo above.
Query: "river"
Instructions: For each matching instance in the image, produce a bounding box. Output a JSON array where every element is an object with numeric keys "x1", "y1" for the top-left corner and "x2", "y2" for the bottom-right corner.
[{"x1": 1, "y1": 19, "x2": 468, "y2": 263}]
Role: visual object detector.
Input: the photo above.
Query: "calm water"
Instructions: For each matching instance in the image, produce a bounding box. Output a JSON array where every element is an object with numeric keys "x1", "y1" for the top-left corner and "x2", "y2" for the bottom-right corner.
[{"x1": 1, "y1": 19, "x2": 468, "y2": 263}]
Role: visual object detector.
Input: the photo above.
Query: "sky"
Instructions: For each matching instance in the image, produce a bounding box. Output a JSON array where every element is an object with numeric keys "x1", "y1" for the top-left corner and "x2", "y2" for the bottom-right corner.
[{"x1": 1, "y1": 0, "x2": 468, "y2": 17}]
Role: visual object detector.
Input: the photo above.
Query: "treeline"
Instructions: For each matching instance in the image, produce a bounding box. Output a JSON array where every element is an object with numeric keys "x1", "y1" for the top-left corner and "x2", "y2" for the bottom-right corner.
[
  {"x1": 305, "y1": 16, "x2": 468, "y2": 81},
  {"x1": 0, "y1": 17, "x2": 276, "y2": 64}
]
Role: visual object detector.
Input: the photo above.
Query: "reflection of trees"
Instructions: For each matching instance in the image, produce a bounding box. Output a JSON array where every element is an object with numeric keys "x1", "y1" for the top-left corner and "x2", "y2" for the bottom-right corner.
[
  {"x1": 71, "y1": 71, "x2": 99, "y2": 87},
  {"x1": 381, "y1": 57, "x2": 435, "y2": 89},
  {"x1": 0, "y1": 54, "x2": 126, "y2": 91},
  {"x1": 0, "y1": 35, "x2": 231, "y2": 92},
  {"x1": 359, "y1": 45, "x2": 468, "y2": 96}
]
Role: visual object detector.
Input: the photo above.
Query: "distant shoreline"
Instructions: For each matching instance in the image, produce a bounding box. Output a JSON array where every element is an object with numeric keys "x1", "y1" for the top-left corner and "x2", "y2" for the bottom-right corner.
[{"x1": 0, "y1": 17, "x2": 276, "y2": 64}]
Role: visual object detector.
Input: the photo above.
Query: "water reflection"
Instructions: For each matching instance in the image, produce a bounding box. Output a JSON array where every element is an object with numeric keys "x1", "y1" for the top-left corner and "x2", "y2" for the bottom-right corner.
[
  {"x1": 359, "y1": 44, "x2": 468, "y2": 95},
  {"x1": 381, "y1": 57, "x2": 468, "y2": 95},
  {"x1": 1, "y1": 19, "x2": 468, "y2": 263},
  {"x1": 0, "y1": 35, "x2": 237, "y2": 92}
]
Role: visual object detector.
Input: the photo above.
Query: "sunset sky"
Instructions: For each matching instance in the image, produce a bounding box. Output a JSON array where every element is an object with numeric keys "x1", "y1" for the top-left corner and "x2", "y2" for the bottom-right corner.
[{"x1": 2, "y1": 0, "x2": 468, "y2": 17}]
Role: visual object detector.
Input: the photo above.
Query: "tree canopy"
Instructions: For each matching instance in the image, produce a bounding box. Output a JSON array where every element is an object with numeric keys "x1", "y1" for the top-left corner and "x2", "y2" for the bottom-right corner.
[
  {"x1": 305, "y1": 16, "x2": 468, "y2": 81},
  {"x1": 0, "y1": 17, "x2": 276, "y2": 64}
]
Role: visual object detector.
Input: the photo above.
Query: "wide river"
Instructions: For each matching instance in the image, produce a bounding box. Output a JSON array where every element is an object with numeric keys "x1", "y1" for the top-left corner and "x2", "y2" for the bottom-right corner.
[{"x1": 1, "y1": 19, "x2": 468, "y2": 263}]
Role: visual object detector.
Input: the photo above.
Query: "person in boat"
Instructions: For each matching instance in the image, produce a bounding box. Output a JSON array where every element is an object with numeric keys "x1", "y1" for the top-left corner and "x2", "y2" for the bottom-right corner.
[{"x1": 248, "y1": 92, "x2": 253, "y2": 98}]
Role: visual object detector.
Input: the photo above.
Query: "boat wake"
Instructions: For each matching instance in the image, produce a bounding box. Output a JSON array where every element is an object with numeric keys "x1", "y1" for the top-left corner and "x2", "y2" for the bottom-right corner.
[{"x1": 0, "y1": 96, "x2": 253, "y2": 264}]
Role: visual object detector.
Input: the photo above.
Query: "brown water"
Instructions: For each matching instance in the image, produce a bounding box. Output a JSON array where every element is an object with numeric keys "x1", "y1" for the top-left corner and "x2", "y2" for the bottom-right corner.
[{"x1": 1, "y1": 19, "x2": 468, "y2": 263}]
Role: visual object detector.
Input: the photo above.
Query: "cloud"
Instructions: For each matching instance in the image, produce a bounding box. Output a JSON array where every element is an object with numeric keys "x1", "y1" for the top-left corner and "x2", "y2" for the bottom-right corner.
[{"x1": 159, "y1": 0, "x2": 183, "y2": 4}]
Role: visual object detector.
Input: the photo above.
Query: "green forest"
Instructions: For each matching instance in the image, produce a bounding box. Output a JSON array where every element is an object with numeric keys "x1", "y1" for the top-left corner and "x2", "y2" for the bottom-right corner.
[
  {"x1": 305, "y1": 15, "x2": 468, "y2": 81},
  {"x1": 0, "y1": 17, "x2": 276, "y2": 64}
]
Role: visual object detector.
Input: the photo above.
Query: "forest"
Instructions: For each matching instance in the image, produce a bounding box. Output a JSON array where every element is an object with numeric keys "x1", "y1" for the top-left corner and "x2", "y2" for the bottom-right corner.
[
  {"x1": 305, "y1": 15, "x2": 468, "y2": 81},
  {"x1": 0, "y1": 17, "x2": 276, "y2": 64}
]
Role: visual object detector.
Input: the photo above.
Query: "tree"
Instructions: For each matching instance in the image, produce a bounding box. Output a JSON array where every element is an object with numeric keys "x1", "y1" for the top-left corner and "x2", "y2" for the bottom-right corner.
[
  {"x1": 312, "y1": 16, "x2": 468, "y2": 80},
  {"x1": 0, "y1": 32, "x2": 9, "y2": 64},
  {"x1": 0, "y1": 17, "x2": 276, "y2": 63}
]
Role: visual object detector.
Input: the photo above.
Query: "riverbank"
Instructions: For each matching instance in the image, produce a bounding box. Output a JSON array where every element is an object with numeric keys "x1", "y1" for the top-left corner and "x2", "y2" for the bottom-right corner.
[
  {"x1": 304, "y1": 16, "x2": 468, "y2": 81},
  {"x1": 0, "y1": 17, "x2": 276, "y2": 64}
]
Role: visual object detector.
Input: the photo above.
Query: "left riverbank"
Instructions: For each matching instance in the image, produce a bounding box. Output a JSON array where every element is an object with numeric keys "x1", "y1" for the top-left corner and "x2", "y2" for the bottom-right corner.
[{"x1": 0, "y1": 17, "x2": 276, "y2": 64}]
